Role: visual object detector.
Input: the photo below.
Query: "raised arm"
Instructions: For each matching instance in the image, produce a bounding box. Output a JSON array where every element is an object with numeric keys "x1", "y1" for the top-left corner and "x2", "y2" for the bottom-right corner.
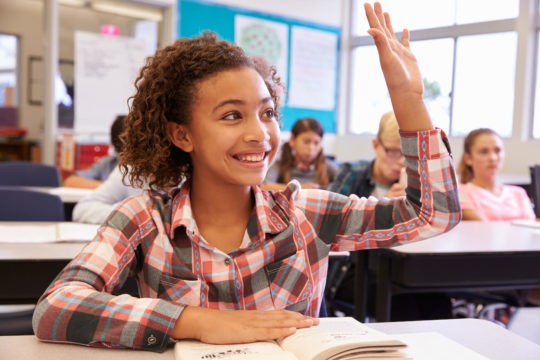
[{"x1": 364, "y1": 2, "x2": 432, "y2": 131}]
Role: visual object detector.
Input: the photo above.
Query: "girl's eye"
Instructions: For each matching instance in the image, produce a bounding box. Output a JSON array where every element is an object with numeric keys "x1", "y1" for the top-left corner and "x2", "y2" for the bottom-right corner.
[
  {"x1": 263, "y1": 108, "x2": 276, "y2": 120},
  {"x1": 223, "y1": 112, "x2": 241, "y2": 121}
]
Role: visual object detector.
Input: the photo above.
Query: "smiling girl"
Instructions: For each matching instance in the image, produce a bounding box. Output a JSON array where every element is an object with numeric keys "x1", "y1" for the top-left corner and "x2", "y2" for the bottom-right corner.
[{"x1": 33, "y1": 2, "x2": 460, "y2": 353}]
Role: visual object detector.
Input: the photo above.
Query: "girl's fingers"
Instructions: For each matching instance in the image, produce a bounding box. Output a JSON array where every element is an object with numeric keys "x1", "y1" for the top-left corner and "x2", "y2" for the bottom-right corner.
[
  {"x1": 383, "y1": 12, "x2": 397, "y2": 40},
  {"x1": 401, "y1": 29, "x2": 410, "y2": 48},
  {"x1": 364, "y1": 3, "x2": 380, "y2": 31}
]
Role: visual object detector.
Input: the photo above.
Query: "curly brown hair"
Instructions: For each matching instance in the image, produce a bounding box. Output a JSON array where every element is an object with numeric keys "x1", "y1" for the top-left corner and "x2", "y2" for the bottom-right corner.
[{"x1": 119, "y1": 32, "x2": 284, "y2": 190}]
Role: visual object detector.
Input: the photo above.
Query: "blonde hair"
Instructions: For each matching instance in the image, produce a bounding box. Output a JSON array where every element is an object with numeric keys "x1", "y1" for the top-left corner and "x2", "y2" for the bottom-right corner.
[{"x1": 377, "y1": 111, "x2": 400, "y2": 143}]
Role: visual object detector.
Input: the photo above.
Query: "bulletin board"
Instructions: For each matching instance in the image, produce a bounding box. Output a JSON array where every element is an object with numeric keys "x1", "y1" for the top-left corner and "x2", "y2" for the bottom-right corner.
[{"x1": 178, "y1": 0, "x2": 340, "y2": 133}]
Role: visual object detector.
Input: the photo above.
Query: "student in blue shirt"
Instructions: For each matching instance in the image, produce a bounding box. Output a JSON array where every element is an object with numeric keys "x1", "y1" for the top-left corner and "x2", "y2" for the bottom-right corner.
[{"x1": 64, "y1": 114, "x2": 126, "y2": 189}]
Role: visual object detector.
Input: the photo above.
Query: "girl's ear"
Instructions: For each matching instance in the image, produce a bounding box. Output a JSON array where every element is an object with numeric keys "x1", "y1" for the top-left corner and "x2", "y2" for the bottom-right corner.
[
  {"x1": 288, "y1": 135, "x2": 297, "y2": 149},
  {"x1": 167, "y1": 122, "x2": 193, "y2": 152},
  {"x1": 372, "y1": 137, "x2": 379, "y2": 150},
  {"x1": 463, "y1": 152, "x2": 472, "y2": 166}
]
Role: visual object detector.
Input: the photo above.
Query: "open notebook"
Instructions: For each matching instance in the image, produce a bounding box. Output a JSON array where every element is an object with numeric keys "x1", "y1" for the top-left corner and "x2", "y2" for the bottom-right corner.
[
  {"x1": 175, "y1": 318, "x2": 487, "y2": 360},
  {"x1": 0, "y1": 222, "x2": 99, "y2": 243},
  {"x1": 175, "y1": 317, "x2": 408, "y2": 360}
]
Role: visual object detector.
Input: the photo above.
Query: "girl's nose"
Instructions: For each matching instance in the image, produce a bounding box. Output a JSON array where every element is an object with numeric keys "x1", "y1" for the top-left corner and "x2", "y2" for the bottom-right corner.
[{"x1": 245, "y1": 116, "x2": 269, "y2": 143}]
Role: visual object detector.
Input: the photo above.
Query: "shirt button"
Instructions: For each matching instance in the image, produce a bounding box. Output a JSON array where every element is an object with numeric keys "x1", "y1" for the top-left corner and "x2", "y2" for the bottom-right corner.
[{"x1": 224, "y1": 258, "x2": 231, "y2": 265}]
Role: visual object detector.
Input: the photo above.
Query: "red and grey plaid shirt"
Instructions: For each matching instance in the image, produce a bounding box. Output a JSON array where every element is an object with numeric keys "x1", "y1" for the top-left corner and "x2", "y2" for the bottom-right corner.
[{"x1": 33, "y1": 129, "x2": 460, "y2": 352}]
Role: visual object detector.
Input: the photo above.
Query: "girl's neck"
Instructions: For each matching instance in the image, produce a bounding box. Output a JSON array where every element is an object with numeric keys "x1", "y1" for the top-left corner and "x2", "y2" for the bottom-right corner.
[
  {"x1": 471, "y1": 177, "x2": 500, "y2": 195},
  {"x1": 190, "y1": 180, "x2": 252, "y2": 220},
  {"x1": 295, "y1": 158, "x2": 313, "y2": 171},
  {"x1": 189, "y1": 179, "x2": 253, "y2": 253}
]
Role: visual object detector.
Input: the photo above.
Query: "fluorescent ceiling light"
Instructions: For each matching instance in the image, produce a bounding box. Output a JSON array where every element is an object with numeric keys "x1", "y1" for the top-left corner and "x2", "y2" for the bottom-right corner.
[
  {"x1": 131, "y1": 0, "x2": 175, "y2": 6},
  {"x1": 91, "y1": 1, "x2": 163, "y2": 21},
  {"x1": 58, "y1": 0, "x2": 88, "y2": 6}
]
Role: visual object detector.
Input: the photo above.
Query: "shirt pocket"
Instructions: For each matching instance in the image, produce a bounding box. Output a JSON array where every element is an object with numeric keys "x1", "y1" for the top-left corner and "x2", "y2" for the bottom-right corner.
[
  {"x1": 159, "y1": 274, "x2": 201, "y2": 307},
  {"x1": 265, "y1": 249, "x2": 310, "y2": 312}
]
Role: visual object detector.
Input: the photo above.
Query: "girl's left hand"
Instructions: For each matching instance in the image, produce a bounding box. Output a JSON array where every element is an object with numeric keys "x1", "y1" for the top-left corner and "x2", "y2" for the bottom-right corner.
[{"x1": 364, "y1": 2, "x2": 423, "y2": 100}]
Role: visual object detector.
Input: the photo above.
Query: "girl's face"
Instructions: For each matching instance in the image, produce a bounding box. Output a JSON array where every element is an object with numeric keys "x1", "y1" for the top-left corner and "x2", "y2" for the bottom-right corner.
[
  {"x1": 373, "y1": 135, "x2": 404, "y2": 184},
  {"x1": 168, "y1": 67, "x2": 280, "y2": 187},
  {"x1": 289, "y1": 130, "x2": 322, "y2": 167},
  {"x1": 464, "y1": 133, "x2": 505, "y2": 181}
]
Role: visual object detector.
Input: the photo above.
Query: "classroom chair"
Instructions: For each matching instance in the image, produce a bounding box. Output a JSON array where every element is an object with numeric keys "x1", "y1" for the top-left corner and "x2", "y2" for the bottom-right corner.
[
  {"x1": 530, "y1": 164, "x2": 540, "y2": 218},
  {"x1": 0, "y1": 161, "x2": 60, "y2": 187},
  {"x1": 0, "y1": 187, "x2": 65, "y2": 221},
  {"x1": 0, "y1": 187, "x2": 65, "y2": 335}
]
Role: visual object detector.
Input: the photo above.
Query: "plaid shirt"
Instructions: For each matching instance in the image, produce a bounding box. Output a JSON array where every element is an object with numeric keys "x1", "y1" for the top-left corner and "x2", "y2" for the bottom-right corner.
[{"x1": 33, "y1": 129, "x2": 460, "y2": 352}]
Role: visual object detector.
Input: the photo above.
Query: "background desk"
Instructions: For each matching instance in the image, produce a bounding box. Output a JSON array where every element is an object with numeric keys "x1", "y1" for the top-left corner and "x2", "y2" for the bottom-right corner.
[
  {"x1": 368, "y1": 221, "x2": 540, "y2": 321},
  {"x1": 26, "y1": 186, "x2": 93, "y2": 221},
  {"x1": 2, "y1": 318, "x2": 539, "y2": 359},
  {"x1": 369, "y1": 318, "x2": 540, "y2": 359},
  {"x1": 0, "y1": 242, "x2": 85, "y2": 304}
]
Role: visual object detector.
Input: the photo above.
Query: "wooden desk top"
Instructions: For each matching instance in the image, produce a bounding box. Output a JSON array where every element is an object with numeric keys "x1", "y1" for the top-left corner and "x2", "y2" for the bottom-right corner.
[{"x1": 2, "y1": 319, "x2": 538, "y2": 360}]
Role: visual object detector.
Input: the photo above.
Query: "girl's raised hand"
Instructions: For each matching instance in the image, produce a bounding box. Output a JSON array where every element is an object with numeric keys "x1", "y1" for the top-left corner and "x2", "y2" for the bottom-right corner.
[
  {"x1": 364, "y1": 2, "x2": 422, "y2": 97},
  {"x1": 364, "y1": 2, "x2": 433, "y2": 131}
]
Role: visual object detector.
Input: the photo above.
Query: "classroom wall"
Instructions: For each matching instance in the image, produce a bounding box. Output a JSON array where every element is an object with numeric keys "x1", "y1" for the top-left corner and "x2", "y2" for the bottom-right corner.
[
  {"x1": 1, "y1": 0, "x2": 537, "y2": 177},
  {"x1": 199, "y1": 0, "x2": 342, "y2": 27},
  {"x1": 0, "y1": 0, "x2": 140, "y2": 140}
]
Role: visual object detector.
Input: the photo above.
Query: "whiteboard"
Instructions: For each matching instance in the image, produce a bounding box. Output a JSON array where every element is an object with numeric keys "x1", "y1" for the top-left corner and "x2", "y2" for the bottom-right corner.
[{"x1": 74, "y1": 31, "x2": 147, "y2": 134}]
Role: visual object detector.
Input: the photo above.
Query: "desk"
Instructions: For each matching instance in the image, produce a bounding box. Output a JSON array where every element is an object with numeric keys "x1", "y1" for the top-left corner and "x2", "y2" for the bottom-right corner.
[
  {"x1": 25, "y1": 186, "x2": 92, "y2": 221},
  {"x1": 1, "y1": 318, "x2": 538, "y2": 359},
  {"x1": 0, "y1": 221, "x2": 100, "y2": 304},
  {"x1": 0, "y1": 240, "x2": 86, "y2": 304},
  {"x1": 366, "y1": 221, "x2": 540, "y2": 321},
  {"x1": 369, "y1": 318, "x2": 540, "y2": 359}
]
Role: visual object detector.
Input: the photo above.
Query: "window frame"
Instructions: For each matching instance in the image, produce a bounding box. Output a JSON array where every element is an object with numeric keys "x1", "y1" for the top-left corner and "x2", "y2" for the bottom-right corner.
[{"x1": 345, "y1": 0, "x2": 540, "y2": 140}]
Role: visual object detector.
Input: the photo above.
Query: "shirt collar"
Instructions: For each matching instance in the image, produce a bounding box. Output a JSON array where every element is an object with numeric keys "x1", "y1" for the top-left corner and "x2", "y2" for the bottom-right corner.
[{"x1": 168, "y1": 180, "x2": 296, "y2": 242}]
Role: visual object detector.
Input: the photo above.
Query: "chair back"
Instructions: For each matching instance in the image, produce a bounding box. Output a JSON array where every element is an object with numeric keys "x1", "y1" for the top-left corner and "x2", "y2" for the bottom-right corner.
[
  {"x1": 0, "y1": 161, "x2": 60, "y2": 187},
  {"x1": 530, "y1": 165, "x2": 540, "y2": 218},
  {"x1": 0, "y1": 188, "x2": 65, "y2": 221}
]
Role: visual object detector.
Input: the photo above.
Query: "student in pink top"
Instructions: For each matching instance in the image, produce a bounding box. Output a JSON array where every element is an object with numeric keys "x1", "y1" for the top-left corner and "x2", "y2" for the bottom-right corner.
[{"x1": 457, "y1": 128, "x2": 535, "y2": 221}]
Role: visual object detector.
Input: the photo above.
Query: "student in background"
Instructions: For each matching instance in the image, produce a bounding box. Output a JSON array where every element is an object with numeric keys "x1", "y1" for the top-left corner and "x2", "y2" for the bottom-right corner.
[
  {"x1": 458, "y1": 127, "x2": 535, "y2": 221},
  {"x1": 327, "y1": 111, "x2": 452, "y2": 321},
  {"x1": 33, "y1": 3, "x2": 460, "y2": 352},
  {"x1": 327, "y1": 111, "x2": 406, "y2": 199},
  {"x1": 456, "y1": 128, "x2": 536, "y2": 322},
  {"x1": 63, "y1": 114, "x2": 126, "y2": 189},
  {"x1": 263, "y1": 117, "x2": 338, "y2": 190},
  {"x1": 72, "y1": 166, "x2": 144, "y2": 224}
]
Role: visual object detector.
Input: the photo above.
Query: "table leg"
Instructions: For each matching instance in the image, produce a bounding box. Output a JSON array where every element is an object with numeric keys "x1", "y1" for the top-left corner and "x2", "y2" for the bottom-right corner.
[
  {"x1": 375, "y1": 253, "x2": 392, "y2": 322},
  {"x1": 353, "y1": 250, "x2": 369, "y2": 321}
]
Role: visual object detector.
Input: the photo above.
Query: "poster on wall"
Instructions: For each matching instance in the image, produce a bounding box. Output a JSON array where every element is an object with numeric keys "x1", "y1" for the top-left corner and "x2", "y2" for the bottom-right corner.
[
  {"x1": 234, "y1": 15, "x2": 289, "y2": 86},
  {"x1": 288, "y1": 26, "x2": 338, "y2": 111},
  {"x1": 74, "y1": 31, "x2": 146, "y2": 134}
]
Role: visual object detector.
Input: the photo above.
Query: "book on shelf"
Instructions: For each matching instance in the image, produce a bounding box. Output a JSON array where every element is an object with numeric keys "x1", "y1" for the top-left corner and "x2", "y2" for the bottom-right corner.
[{"x1": 175, "y1": 317, "x2": 408, "y2": 360}]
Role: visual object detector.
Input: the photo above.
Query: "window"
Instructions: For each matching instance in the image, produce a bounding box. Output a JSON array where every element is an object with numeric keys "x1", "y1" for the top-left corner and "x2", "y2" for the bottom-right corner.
[
  {"x1": 452, "y1": 32, "x2": 517, "y2": 137},
  {"x1": 0, "y1": 34, "x2": 18, "y2": 113},
  {"x1": 348, "y1": 0, "x2": 534, "y2": 138}
]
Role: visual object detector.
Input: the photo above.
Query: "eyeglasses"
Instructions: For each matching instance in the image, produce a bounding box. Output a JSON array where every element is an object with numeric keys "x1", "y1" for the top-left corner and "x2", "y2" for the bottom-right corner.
[{"x1": 378, "y1": 136, "x2": 403, "y2": 159}]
